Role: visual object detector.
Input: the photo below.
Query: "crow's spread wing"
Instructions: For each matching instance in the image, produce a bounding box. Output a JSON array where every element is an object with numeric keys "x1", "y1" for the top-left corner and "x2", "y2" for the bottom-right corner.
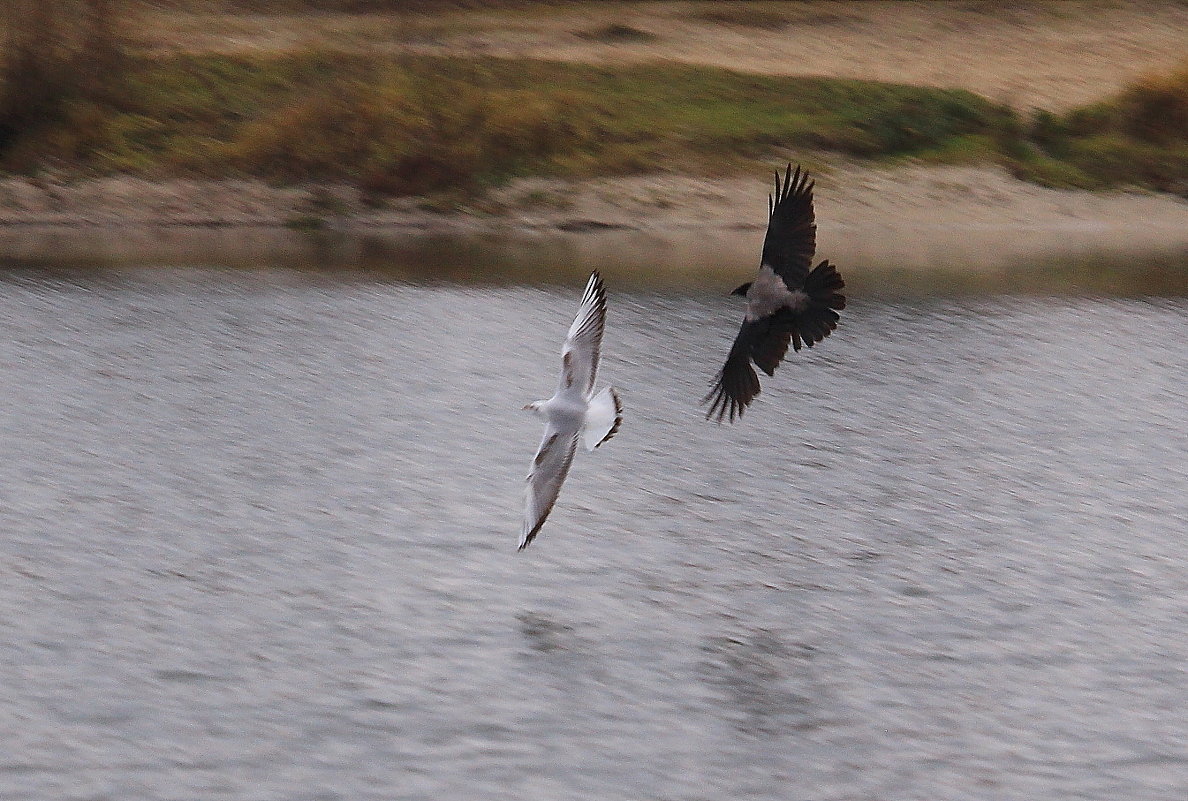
[
  {"x1": 703, "y1": 301, "x2": 840, "y2": 423},
  {"x1": 703, "y1": 319, "x2": 764, "y2": 423},
  {"x1": 760, "y1": 164, "x2": 817, "y2": 288}
]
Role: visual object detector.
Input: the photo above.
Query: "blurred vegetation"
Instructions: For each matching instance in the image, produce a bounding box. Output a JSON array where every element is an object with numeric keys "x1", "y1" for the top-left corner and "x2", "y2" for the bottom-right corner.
[
  {"x1": 0, "y1": 50, "x2": 1009, "y2": 196},
  {"x1": 0, "y1": 0, "x2": 127, "y2": 151},
  {"x1": 1011, "y1": 62, "x2": 1188, "y2": 195},
  {"x1": 1, "y1": 2, "x2": 1186, "y2": 202},
  {"x1": 136, "y1": 0, "x2": 596, "y2": 9},
  {"x1": 687, "y1": 5, "x2": 830, "y2": 30}
]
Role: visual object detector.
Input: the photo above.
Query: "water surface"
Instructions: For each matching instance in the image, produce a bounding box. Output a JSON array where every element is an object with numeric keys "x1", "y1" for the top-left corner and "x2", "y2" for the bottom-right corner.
[{"x1": 1, "y1": 261, "x2": 1186, "y2": 800}]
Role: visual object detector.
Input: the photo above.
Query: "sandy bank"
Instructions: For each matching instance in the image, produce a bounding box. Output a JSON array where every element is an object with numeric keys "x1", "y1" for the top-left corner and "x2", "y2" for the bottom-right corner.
[
  {"x1": 2, "y1": 165, "x2": 1187, "y2": 275},
  {"x1": 5, "y1": 164, "x2": 1187, "y2": 234},
  {"x1": 138, "y1": 1, "x2": 1188, "y2": 112}
]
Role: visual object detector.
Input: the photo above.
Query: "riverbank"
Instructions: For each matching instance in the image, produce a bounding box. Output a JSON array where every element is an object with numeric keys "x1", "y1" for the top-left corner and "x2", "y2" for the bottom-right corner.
[
  {"x1": 2, "y1": 1, "x2": 1187, "y2": 258},
  {"x1": 4, "y1": 162, "x2": 1188, "y2": 235},
  {"x1": 3, "y1": 164, "x2": 1186, "y2": 284}
]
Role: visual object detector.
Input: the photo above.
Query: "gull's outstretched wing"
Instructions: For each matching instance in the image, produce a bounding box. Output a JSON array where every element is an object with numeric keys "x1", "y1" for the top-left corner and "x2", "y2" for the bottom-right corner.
[
  {"x1": 520, "y1": 425, "x2": 581, "y2": 550},
  {"x1": 557, "y1": 272, "x2": 607, "y2": 398},
  {"x1": 760, "y1": 164, "x2": 817, "y2": 288}
]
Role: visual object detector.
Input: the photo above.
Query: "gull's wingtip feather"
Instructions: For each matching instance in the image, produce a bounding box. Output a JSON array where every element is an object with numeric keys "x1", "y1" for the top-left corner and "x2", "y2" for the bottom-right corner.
[{"x1": 517, "y1": 524, "x2": 540, "y2": 551}]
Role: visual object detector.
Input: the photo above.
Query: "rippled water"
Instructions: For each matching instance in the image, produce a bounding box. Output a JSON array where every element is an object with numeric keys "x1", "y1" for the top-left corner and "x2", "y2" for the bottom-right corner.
[{"x1": 1, "y1": 263, "x2": 1187, "y2": 800}]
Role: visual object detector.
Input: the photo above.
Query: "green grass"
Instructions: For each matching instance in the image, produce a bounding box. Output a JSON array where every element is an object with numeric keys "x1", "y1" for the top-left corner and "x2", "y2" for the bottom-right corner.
[
  {"x1": 1011, "y1": 63, "x2": 1188, "y2": 195},
  {"x1": 3, "y1": 46, "x2": 1187, "y2": 200},
  {"x1": 0, "y1": 52, "x2": 1011, "y2": 195}
]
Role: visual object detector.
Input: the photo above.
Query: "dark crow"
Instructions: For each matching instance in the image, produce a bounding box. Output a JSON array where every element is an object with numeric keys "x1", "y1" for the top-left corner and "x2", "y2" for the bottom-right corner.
[{"x1": 703, "y1": 164, "x2": 846, "y2": 422}]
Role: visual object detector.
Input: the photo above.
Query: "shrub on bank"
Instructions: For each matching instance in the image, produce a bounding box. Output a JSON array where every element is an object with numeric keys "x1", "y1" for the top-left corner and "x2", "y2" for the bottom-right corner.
[
  {"x1": 1015, "y1": 61, "x2": 1188, "y2": 195},
  {"x1": 0, "y1": 52, "x2": 1009, "y2": 195},
  {"x1": 0, "y1": 0, "x2": 127, "y2": 152}
]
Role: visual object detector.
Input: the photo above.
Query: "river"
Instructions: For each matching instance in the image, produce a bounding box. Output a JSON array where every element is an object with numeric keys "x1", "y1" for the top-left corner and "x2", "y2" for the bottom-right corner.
[{"x1": 1, "y1": 237, "x2": 1186, "y2": 800}]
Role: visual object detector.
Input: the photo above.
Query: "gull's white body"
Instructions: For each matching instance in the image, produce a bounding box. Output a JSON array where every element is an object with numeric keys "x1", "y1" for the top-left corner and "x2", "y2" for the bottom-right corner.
[{"x1": 520, "y1": 272, "x2": 622, "y2": 550}]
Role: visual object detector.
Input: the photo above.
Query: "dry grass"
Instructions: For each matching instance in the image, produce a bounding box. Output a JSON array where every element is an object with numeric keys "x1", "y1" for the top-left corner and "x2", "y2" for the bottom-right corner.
[
  {"x1": 686, "y1": 6, "x2": 793, "y2": 30},
  {"x1": 124, "y1": 2, "x2": 1188, "y2": 114},
  {"x1": 0, "y1": 50, "x2": 1012, "y2": 197},
  {"x1": 2, "y1": 5, "x2": 1187, "y2": 200},
  {"x1": 1015, "y1": 60, "x2": 1188, "y2": 195},
  {"x1": 0, "y1": 0, "x2": 129, "y2": 149},
  {"x1": 139, "y1": 0, "x2": 569, "y2": 10}
]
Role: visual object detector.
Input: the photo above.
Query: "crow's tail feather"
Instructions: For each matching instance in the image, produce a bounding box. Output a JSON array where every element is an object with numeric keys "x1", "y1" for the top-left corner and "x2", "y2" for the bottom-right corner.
[{"x1": 791, "y1": 260, "x2": 846, "y2": 351}]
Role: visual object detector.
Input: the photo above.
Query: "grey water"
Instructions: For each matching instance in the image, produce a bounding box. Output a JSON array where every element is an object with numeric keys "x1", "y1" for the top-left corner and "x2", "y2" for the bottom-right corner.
[{"x1": 1, "y1": 251, "x2": 1187, "y2": 800}]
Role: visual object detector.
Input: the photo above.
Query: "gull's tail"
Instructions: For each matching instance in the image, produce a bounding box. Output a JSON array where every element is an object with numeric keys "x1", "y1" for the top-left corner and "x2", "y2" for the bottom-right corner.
[{"x1": 582, "y1": 387, "x2": 622, "y2": 451}]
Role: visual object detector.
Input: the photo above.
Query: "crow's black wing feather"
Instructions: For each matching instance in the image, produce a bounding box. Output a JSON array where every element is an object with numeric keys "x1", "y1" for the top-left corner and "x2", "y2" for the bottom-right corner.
[
  {"x1": 704, "y1": 165, "x2": 832, "y2": 423},
  {"x1": 704, "y1": 298, "x2": 844, "y2": 422},
  {"x1": 749, "y1": 310, "x2": 795, "y2": 376},
  {"x1": 702, "y1": 320, "x2": 764, "y2": 423},
  {"x1": 759, "y1": 164, "x2": 816, "y2": 288}
]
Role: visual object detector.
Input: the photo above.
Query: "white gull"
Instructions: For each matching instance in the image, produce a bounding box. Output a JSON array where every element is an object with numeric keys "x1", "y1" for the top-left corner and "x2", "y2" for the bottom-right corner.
[{"x1": 519, "y1": 271, "x2": 622, "y2": 550}]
